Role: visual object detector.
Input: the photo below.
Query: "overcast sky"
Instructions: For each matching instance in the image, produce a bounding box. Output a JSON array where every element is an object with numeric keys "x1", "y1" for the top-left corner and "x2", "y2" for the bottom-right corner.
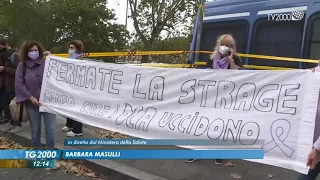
[{"x1": 107, "y1": 0, "x2": 135, "y2": 33}]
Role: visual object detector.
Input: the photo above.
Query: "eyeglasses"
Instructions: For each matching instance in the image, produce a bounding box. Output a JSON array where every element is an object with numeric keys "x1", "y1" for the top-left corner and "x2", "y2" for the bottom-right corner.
[{"x1": 69, "y1": 46, "x2": 75, "y2": 49}]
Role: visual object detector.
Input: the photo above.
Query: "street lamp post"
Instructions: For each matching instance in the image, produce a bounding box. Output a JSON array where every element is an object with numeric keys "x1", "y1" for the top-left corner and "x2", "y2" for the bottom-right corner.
[
  {"x1": 123, "y1": 0, "x2": 129, "y2": 62},
  {"x1": 125, "y1": 0, "x2": 129, "y2": 31}
]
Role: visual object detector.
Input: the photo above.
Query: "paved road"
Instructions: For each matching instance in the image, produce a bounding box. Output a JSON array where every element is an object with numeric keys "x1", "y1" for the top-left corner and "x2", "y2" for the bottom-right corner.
[
  {"x1": 2, "y1": 118, "x2": 319, "y2": 180},
  {"x1": 0, "y1": 168, "x2": 104, "y2": 180}
]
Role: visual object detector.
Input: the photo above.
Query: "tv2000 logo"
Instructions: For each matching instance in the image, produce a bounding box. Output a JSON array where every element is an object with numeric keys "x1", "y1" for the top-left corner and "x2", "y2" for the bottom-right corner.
[
  {"x1": 267, "y1": 10, "x2": 304, "y2": 21},
  {"x1": 25, "y1": 151, "x2": 58, "y2": 159}
]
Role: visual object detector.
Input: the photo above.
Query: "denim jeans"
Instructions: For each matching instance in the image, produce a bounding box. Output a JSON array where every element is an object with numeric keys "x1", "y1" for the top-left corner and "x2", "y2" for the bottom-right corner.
[
  {"x1": 27, "y1": 107, "x2": 56, "y2": 148},
  {"x1": 298, "y1": 163, "x2": 320, "y2": 180}
]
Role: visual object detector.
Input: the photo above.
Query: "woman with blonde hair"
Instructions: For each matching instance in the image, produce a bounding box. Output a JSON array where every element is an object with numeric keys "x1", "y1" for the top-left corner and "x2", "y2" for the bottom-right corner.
[
  {"x1": 185, "y1": 34, "x2": 243, "y2": 165},
  {"x1": 207, "y1": 34, "x2": 243, "y2": 70}
]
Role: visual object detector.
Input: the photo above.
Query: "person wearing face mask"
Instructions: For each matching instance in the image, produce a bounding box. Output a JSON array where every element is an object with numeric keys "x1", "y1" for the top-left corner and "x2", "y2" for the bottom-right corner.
[
  {"x1": 61, "y1": 40, "x2": 84, "y2": 137},
  {"x1": 14, "y1": 41, "x2": 59, "y2": 169},
  {"x1": 185, "y1": 34, "x2": 243, "y2": 165},
  {"x1": 206, "y1": 34, "x2": 243, "y2": 70}
]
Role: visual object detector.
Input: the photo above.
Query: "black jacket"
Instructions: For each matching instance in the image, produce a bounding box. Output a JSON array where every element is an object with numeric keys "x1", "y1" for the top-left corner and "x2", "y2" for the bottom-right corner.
[
  {"x1": 0, "y1": 48, "x2": 8, "y2": 87},
  {"x1": 0, "y1": 48, "x2": 20, "y2": 91}
]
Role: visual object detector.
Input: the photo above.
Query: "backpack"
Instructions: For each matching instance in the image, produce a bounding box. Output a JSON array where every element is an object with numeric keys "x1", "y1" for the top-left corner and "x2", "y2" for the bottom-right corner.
[{"x1": 8, "y1": 49, "x2": 18, "y2": 65}]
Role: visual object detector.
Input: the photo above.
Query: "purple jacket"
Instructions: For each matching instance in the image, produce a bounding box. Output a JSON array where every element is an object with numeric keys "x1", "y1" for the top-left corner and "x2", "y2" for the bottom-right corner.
[{"x1": 15, "y1": 58, "x2": 44, "y2": 108}]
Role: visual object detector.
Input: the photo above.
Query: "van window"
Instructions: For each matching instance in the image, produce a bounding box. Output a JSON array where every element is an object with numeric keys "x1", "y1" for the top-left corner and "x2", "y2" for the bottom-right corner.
[
  {"x1": 303, "y1": 13, "x2": 320, "y2": 68},
  {"x1": 249, "y1": 18, "x2": 304, "y2": 68},
  {"x1": 199, "y1": 20, "x2": 249, "y2": 62}
]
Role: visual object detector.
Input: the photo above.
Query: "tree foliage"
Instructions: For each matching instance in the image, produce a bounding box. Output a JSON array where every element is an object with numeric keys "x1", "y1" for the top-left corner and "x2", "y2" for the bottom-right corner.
[
  {"x1": 0, "y1": 0, "x2": 128, "y2": 54},
  {"x1": 0, "y1": 0, "x2": 200, "y2": 63},
  {"x1": 151, "y1": 37, "x2": 190, "y2": 64},
  {"x1": 128, "y1": 36, "x2": 190, "y2": 64},
  {"x1": 128, "y1": 0, "x2": 199, "y2": 50},
  {"x1": 127, "y1": 0, "x2": 200, "y2": 62}
]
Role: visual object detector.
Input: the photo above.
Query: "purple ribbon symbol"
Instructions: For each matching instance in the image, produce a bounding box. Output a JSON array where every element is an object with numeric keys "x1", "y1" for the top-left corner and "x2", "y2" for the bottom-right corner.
[{"x1": 262, "y1": 119, "x2": 295, "y2": 157}]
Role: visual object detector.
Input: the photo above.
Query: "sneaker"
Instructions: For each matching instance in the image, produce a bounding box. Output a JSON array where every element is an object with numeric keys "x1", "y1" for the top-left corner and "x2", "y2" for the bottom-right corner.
[
  {"x1": 185, "y1": 159, "x2": 196, "y2": 163},
  {"x1": 9, "y1": 126, "x2": 22, "y2": 133},
  {"x1": 1, "y1": 125, "x2": 14, "y2": 133},
  {"x1": 66, "y1": 131, "x2": 82, "y2": 137},
  {"x1": 215, "y1": 159, "x2": 223, "y2": 165},
  {"x1": 62, "y1": 126, "x2": 72, "y2": 132},
  {"x1": 0, "y1": 117, "x2": 9, "y2": 124}
]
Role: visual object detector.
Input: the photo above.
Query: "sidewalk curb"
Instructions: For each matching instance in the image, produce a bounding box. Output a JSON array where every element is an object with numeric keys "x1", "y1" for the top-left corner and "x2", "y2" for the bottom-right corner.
[{"x1": 0, "y1": 130, "x2": 169, "y2": 180}]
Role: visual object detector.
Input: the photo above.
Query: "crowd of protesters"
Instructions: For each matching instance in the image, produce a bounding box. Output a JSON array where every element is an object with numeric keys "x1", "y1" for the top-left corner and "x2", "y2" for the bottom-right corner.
[
  {"x1": 1, "y1": 35, "x2": 320, "y2": 179},
  {"x1": 0, "y1": 37, "x2": 84, "y2": 169}
]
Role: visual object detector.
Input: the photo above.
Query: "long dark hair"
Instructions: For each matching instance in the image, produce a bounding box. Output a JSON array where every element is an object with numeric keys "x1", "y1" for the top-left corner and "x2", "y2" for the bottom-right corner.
[{"x1": 19, "y1": 41, "x2": 45, "y2": 61}]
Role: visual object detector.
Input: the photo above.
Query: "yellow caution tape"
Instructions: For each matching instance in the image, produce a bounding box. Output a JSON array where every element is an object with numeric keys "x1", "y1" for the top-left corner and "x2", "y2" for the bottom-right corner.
[
  {"x1": 53, "y1": 51, "x2": 191, "y2": 58},
  {"x1": 237, "y1": 53, "x2": 318, "y2": 64},
  {"x1": 52, "y1": 51, "x2": 319, "y2": 64},
  {"x1": 193, "y1": 62, "x2": 205, "y2": 66},
  {"x1": 138, "y1": 64, "x2": 193, "y2": 68},
  {"x1": 51, "y1": 50, "x2": 319, "y2": 70},
  {"x1": 243, "y1": 65, "x2": 294, "y2": 70},
  {"x1": 194, "y1": 62, "x2": 295, "y2": 70},
  {"x1": 198, "y1": 51, "x2": 318, "y2": 64},
  {"x1": 138, "y1": 63, "x2": 293, "y2": 70}
]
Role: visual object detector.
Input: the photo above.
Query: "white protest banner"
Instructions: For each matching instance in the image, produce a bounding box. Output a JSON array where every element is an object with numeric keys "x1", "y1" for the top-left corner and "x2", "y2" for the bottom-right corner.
[{"x1": 40, "y1": 56, "x2": 320, "y2": 174}]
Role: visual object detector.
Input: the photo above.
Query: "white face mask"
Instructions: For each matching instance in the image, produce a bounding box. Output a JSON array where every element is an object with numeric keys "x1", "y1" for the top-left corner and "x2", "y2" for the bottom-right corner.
[{"x1": 218, "y1": 45, "x2": 230, "y2": 55}]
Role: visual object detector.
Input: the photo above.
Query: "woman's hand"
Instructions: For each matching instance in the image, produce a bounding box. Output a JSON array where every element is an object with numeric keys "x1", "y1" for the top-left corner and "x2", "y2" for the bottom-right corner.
[
  {"x1": 29, "y1": 97, "x2": 40, "y2": 106},
  {"x1": 307, "y1": 148, "x2": 319, "y2": 169},
  {"x1": 43, "y1": 51, "x2": 51, "y2": 56},
  {"x1": 228, "y1": 49, "x2": 239, "y2": 69},
  {"x1": 310, "y1": 68, "x2": 315, "y2": 72},
  {"x1": 228, "y1": 49, "x2": 234, "y2": 62}
]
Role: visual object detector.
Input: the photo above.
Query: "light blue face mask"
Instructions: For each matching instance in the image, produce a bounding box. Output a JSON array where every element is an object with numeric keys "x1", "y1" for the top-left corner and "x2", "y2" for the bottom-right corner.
[
  {"x1": 28, "y1": 51, "x2": 39, "y2": 60},
  {"x1": 68, "y1": 49, "x2": 76, "y2": 55}
]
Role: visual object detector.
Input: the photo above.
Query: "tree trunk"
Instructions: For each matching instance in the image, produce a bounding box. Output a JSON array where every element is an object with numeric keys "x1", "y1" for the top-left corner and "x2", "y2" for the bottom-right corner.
[{"x1": 141, "y1": 41, "x2": 153, "y2": 63}]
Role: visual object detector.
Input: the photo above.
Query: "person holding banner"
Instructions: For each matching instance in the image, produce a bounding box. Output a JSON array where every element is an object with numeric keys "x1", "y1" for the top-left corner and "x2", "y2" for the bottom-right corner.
[
  {"x1": 298, "y1": 65, "x2": 320, "y2": 180},
  {"x1": 61, "y1": 40, "x2": 84, "y2": 137},
  {"x1": 14, "y1": 41, "x2": 57, "y2": 150},
  {"x1": 185, "y1": 34, "x2": 243, "y2": 165}
]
